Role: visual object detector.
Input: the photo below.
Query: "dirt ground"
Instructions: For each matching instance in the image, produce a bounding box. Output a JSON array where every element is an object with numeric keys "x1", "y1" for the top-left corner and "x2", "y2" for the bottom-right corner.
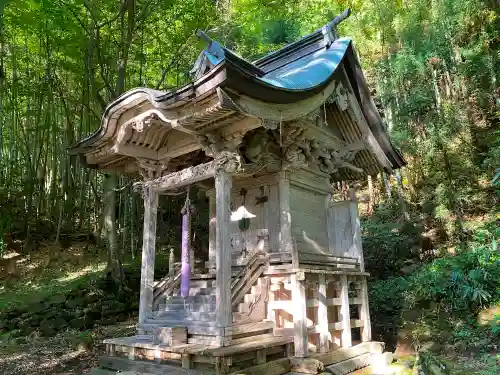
[{"x1": 0, "y1": 320, "x2": 135, "y2": 375}]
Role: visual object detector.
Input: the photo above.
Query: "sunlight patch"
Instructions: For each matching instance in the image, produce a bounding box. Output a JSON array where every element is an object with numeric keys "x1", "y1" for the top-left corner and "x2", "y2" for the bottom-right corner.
[{"x1": 56, "y1": 262, "x2": 106, "y2": 283}]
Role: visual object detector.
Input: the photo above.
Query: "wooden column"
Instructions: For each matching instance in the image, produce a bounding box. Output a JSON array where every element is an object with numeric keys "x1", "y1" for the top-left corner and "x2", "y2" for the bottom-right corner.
[
  {"x1": 215, "y1": 169, "x2": 232, "y2": 346},
  {"x1": 208, "y1": 194, "x2": 217, "y2": 273},
  {"x1": 349, "y1": 188, "x2": 364, "y2": 272},
  {"x1": 359, "y1": 277, "x2": 372, "y2": 342},
  {"x1": 278, "y1": 173, "x2": 294, "y2": 265},
  {"x1": 339, "y1": 275, "x2": 352, "y2": 348},
  {"x1": 292, "y1": 272, "x2": 308, "y2": 357},
  {"x1": 138, "y1": 186, "x2": 159, "y2": 328},
  {"x1": 318, "y1": 274, "x2": 329, "y2": 353}
]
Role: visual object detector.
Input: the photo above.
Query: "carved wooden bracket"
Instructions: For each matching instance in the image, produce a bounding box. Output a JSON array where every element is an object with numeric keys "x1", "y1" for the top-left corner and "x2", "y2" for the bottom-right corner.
[{"x1": 136, "y1": 157, "x2": 170, "y2": 180}]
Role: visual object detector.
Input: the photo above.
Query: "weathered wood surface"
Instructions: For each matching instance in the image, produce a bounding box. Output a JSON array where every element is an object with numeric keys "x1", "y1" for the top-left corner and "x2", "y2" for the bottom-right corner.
[
  {"x1": 291, "y1": 273, "x2": 308, "y2": 357},
  {"x1": 323, "y1": 353, "x2": 371, "y2": 375},
  {"x1": 231, "y1": 251, "x2": 269, "y2": 308},
  {"x1": 290, "y1": 358, "x2": 324, "y2": 374},
  {"x1": 359, "y1": 277, "x2": 372, "y2": 342},
  {"x1": 327, "y1": 201, "x2": 355, "y2": 259},
  {"x1": 348, "y1": 189, "x2": 365, "y2": 272},
  {"x1": 311, "y1": 342, "x2": 383, "y2": 366},
  {"x1": 215, "y1": 169, "x2": 233, "y2": 345},
  {"x1": 278, "y1": 174, "x2": 295, "y2": 266},
  {"x1": 138, "y1": 187, "x2": 159, "y2": 327},
  {"x1": 317, "y1": 274, "x2": 329, "y2": 354},
  {"x1": 138, "y1": 153, "x2": 240, "y2": 192},
  {"x1": 153, "y1": 326, "x2": 187, "y2": 346},
  {"x1": 339, "y1": 275, "x2": 352, "y2": 348},
  {"x1": 229, "y1": 358, "x2": 291, "y2": 375},
  {"x1": 99, "y1": 355, "x2": 212, "y2": 375},
  {"x1": 208, "y1": 194, "x2": 216, "y2": 270}
]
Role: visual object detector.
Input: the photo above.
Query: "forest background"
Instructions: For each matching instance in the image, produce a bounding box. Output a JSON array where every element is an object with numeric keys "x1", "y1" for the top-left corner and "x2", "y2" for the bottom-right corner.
[{"x1": 0, "y1": 0, "x2": 498, "y2": 374}]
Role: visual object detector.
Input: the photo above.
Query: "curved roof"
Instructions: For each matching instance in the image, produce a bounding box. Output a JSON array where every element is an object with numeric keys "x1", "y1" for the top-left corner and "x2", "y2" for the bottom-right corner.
[{"x1": 70, "y1": 16, "x2": 405, "y2": 175}]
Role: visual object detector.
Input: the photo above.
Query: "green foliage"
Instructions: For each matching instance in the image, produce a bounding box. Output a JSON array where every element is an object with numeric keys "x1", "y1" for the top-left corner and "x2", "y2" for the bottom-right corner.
[
  {"x1": 362, "y1": 199, "x2": 421, "y2": 279},
  {"x1": 369, "y1": 217, "x2": 500, "y2": 353}
]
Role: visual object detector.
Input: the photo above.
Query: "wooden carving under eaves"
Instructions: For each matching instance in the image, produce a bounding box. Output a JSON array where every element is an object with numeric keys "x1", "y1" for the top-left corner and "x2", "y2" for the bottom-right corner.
[
  {"x1": 136, "y1": 157, "x2": 170, "y2": 179},
  {"x1": 327, "y1": 81, "x2": 349, "y2": 111},
  {"x1": 282, "y1": 123, "x2": 366, "y2": 174}
]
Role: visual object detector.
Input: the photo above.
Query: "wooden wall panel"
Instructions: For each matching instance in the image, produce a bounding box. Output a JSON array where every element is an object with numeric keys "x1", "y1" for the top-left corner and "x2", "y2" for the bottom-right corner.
[{"x1": 289, "y1": 185, "x2": 329, "y2": 255}]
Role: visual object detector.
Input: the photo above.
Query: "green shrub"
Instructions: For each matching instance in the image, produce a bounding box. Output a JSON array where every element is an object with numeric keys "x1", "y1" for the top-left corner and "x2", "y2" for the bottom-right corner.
[{"x1": 369, "y1": 216, "x2": 500, "y2": 353}]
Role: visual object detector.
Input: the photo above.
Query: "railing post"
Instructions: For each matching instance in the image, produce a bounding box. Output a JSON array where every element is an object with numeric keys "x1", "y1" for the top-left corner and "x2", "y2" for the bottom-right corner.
[{"x1": 169, "y1": 248, "x2": 175, "y2": 276}]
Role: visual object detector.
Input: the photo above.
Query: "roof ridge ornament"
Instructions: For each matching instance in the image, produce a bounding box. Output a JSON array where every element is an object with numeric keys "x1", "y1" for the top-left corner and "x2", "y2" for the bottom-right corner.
[{"x1": 323, "y1": 8, "x2": 352, "y2": 46}]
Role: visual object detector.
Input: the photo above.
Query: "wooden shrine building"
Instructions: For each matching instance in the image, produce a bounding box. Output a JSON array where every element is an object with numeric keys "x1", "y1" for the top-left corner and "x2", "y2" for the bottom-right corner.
[{"x1": 72, "y1": 10, "x2": 404, "y2": 375}]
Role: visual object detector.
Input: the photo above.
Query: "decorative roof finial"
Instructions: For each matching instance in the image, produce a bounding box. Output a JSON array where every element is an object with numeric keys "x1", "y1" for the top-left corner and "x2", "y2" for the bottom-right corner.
[{"x1": 323, "y1": 8, "x2": 352, "y2": 45}]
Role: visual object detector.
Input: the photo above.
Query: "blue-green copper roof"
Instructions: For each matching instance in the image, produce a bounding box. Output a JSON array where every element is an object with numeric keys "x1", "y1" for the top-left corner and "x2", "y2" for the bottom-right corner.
[{"x1": 259, "y1": 38, "x2": 351, "y2": 90}]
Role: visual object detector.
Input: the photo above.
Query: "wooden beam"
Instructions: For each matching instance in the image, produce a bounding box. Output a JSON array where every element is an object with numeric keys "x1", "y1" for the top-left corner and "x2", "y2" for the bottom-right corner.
[
  {"x1": 215, "y1": 169, "x2": 232, "y2": 346},
  {"x1": 291, "y1": 273, "x2": 308, "y2": 357},
  {"x1": 138, "y1": 186, "x2": 158, "y2": 328},
  {"x1": 339, "y1": 275, "x2": 352, "y2": 348},
  {"x1": 110, "y1": 144, "x2": 159, "y2": 160},
  {"x1": 317, "y1": 274, "x2": 329, "y2": 353}
]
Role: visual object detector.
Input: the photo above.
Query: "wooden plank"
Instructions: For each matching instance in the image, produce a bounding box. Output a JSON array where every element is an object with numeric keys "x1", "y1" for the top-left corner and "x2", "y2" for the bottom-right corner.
[
  {"x1": 299, "y1": 252, "x2": 358, "y2": 263},
  {"x1": 311, "y1": 342, "x2": 372, "y2": 366},
  {"x1": 215, "y1": 170, "x2": 233, "y2": 346},
  {"x1": 139, "y1": 185, "x2": 159, "y2": 328},
  {"x1": 229, "y1": 320, "x2": 274, "y2": 336},
  {"x1": 228, "y1": 358, "x2": 291, "y2": 375},
  {"x1": 267, "y1": 297, "x2": 361, "y2": 309},
  {"x1": 99, "y1": 355, "x2": 212, "y2": 375},
  {"x1": 339, "y1": 275, "x2": 352, "y2": 348},
  {"x1": 291, "y1": 273, "x2": 308, "y2": 357},
  {"x1": 359, "y1": 277, "x2": 371, "y2": 341},
  {"x1": 207, "y1": 336, "x2": 292, "y2": 357},
  {"x1": 323, "y1": 352, "x2": 371, "y2": 375},
  {"x1": 317, "y1": 274, "x2": 329, "y2": 354},
  {"x1": 292, "y1": 268, "x2": 369, "y2": 277},
  {"x1": 290, "y1": 358, "x2": 324, "y2": 374}
]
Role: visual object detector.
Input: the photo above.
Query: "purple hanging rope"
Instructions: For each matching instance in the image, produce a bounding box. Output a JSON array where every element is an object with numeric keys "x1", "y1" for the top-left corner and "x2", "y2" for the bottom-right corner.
[{"x1": 180, "y1": 190, "x2": 191, "y2": 298}]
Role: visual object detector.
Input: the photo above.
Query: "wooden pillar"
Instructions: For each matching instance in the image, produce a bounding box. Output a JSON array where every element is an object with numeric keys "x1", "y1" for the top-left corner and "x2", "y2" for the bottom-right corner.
[
  {"x1": 278, "y1": 173, "x2": 294, "y2": 265},
  {"x1": 208, "y1": 194, "x2": 216, "y2": 273},
  {"x1": 292, "y1": 272, "x2": 308, "y2": 357},
  {"x1": 318, "y1": 274, "x2": 329, "y2": 353},
  {"x1": 215, "y1": 170, "x2": 232, "y2": 346},
  {"x1": 349, "y1": 188, "x2": 364, "y2": 272},
  {"x1": 339, "y1": 275, "x2": 352, "y2": 348},
  {"x1": 359, "y1": 277, "x2": 372, "y2": 342},
  {"x1": 138, "y1": 186, "x2": 159, "y2": 328}
]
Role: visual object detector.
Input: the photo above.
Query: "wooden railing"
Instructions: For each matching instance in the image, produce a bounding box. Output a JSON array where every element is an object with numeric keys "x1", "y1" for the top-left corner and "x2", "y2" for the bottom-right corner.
[
  {"x1": 152, "y1": 262, "x2": 181, "y2": 307},
  {"x1": 231, "y1": 251, "x2": 269, "y2": 308}
]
